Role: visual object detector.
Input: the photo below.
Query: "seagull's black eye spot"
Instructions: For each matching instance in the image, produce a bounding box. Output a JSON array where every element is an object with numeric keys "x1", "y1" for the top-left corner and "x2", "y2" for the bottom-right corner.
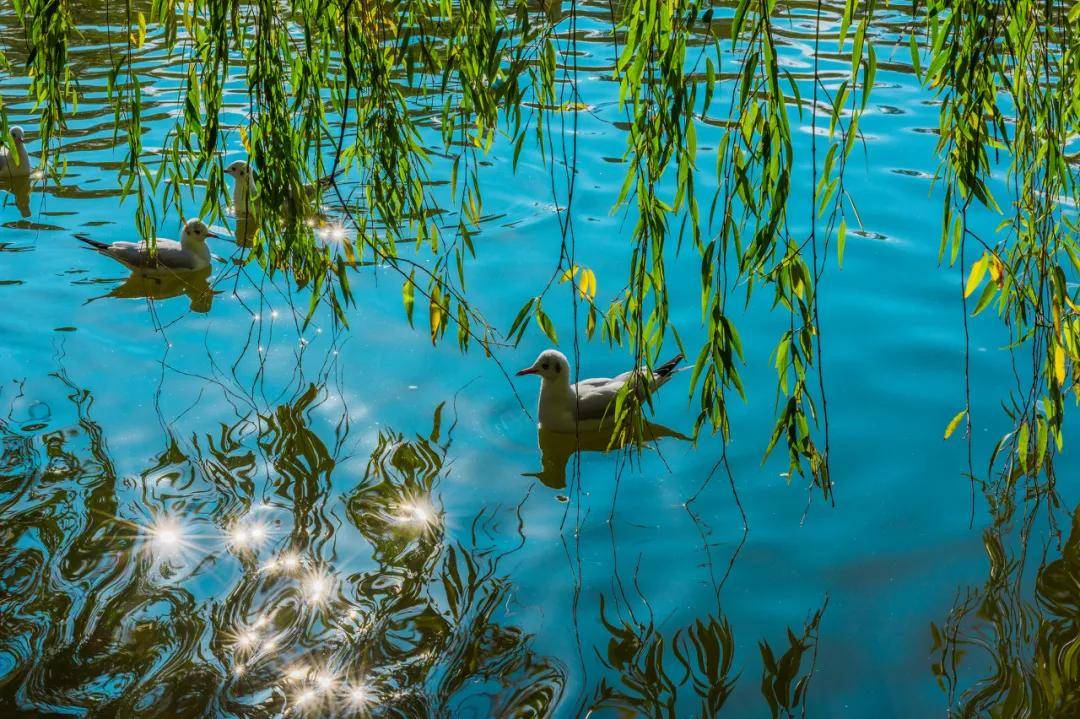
[
  {"x1": 554, "y1": 364, "x2": 561, "y2": 373},
  {"x1": 541, "y1": 363, "x2": 549, "y2": 371}
]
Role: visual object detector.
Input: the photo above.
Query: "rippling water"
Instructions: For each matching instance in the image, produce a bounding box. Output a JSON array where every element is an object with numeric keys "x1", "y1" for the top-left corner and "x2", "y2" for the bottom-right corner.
[{"x1": 0, "y1": 1, "x2": 1075, "y2": 717}]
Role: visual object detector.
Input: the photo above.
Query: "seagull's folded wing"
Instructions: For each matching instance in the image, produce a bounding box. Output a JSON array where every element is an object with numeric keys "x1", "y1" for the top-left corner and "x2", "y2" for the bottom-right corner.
[
  {"x1": 107, "y1": 239, "x2": 194, "y2": 269},
  {"x1": 574, "y1": 379, "x2": 626, "y2": 420}
]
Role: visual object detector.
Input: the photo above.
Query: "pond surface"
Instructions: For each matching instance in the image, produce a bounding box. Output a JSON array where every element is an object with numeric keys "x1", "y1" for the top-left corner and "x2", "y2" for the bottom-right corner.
[{"x1": 0, "y1": 2, "x2": 1075, "y2": 718}]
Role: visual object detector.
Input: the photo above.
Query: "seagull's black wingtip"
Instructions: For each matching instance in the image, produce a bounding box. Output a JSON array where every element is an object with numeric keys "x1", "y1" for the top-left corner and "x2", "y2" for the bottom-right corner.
[
  {"x1": 656, "y1": 353, "x2": 684, "y2": 378},
  {"x1": 74, "y1": 233, "x2": 109, "y2": 251}
]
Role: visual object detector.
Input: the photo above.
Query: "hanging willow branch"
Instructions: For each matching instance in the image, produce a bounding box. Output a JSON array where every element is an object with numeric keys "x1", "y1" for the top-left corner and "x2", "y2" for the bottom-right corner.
[
  {"x1": 7, "y1": 0, "x2": 1077, "y2": 508},
  {"x1": 926, "y1": 0, "x2": 1080, "y2": 502}
]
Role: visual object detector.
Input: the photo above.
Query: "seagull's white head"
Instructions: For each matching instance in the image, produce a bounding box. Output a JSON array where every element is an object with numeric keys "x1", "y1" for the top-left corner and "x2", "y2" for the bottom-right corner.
[
  {"x1": 516, "y1": 349, "x2": 569, "y2": 381},
  {"x1": 224, "y1": 160, "x2": 252, "y2": 179},
  {"x1": 182, "y1": 218, "x2": 218, "y2": 244},
  {"x1": 9, "y1": 126, "x2": 25, "y2": 143}
]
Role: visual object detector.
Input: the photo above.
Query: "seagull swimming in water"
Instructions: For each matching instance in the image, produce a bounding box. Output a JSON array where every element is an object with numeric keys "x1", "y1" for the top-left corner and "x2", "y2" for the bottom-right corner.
[
  {"x1": 516, "y1": 349, "x2": 684, "y2": 432},
  {"x1": 224, "y1": 160, "x2": 258, "y2": 216},
  {"x1": 0, "y1": 127, "x2": 32, "y2": 179},
  {"x1": 75, "y1": 219, "x2": 217, "y2": 273},
  {"x1": 224, "y1": 160, "x2": 341, "y2": 217}
]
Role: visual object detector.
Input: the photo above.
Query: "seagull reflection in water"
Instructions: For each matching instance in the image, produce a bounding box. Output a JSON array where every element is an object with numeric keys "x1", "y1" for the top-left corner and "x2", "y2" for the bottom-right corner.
[
  {"x1": 90, "y1": 265, "x2": 216, "y2": 313},
  {"x1": 0, "y1": 175, "x2": 34, "y2": 217},
  {"x1": 525, "y1": 421, "x2": 690, "y2": 490}
]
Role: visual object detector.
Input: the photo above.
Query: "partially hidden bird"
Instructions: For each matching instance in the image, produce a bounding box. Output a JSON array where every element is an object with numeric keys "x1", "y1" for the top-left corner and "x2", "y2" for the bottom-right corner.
[
  {"x1": 224, "y1": 160, "x2": 340, "y2": 217},
  {"x1": 516, "y1": 349, "x2": 684, "y2": 432},
  {"x1": 75, "y1": 219, "x2": 217, "y2": 273},
  {"x1": 0, "y1": 126, "x2": 33, "y2": 179}
]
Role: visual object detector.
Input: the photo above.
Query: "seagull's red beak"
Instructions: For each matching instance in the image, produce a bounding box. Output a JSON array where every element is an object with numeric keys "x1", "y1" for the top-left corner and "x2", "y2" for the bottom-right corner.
[
  {"x1": 515, "y1": 366, "x2": 538, "y2": 377},
  {"x1": 206, "y1": 232, "x2": 221, "y2": 239}
]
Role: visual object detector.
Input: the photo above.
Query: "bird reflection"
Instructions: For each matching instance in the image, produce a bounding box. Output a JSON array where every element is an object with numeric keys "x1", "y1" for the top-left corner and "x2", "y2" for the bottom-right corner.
[
  {"x1": 234, "y1": 211, "x2": 260, "y2": 247},
  {"x1": 92, "y1": 265, "x2": 216, "y2": 313},
  {"x1": 525, "y1": 421, "x2": 690, "y2": 489},
  {"x1": 0, "y1": 175, "x2": 33, "y2": 217}
]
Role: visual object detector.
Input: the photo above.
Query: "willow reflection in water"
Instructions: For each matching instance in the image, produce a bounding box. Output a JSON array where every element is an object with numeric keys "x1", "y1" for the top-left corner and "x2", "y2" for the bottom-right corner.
[
  {"x1": 0, "y1": 368, "x2": 566, "y2": 717},
  {"x1": 932, "y1": 482, "x2": 1080, "y2": 717}
]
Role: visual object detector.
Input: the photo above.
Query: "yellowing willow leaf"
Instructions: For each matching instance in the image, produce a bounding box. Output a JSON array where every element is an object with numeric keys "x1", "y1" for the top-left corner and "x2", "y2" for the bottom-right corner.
[
  {"x1": 944, "y1": 409, "x2": 966, "y2": 440},
  {"x1": 429, "y1": 297, "x2": 444, "y2": 342},
  {"x1": 1017, "y1": 421, "x2": 1030, "y2": 471},
  {"x1": 964, "y1": 254, "x2": 988, "y2": 298},
  {"x1": 402, "y1": 271, "x2": 415, "y2": 326},
  {"x1": 988, "y1": 253, "x2": 1004, "y2": 287},
  {"x1": 1054, "y1": 344, "x2": 1066, "y2": 385},
  {"x1": 578, "y1": 268, "x2": 597, "y2": 299}
]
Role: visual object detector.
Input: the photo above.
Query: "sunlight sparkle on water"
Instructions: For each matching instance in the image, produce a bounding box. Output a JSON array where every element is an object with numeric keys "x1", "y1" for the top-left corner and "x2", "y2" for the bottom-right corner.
[
  {"x1": 317, "y1": 221, "x2": 348, "y2": 245},
  {"x1": 346, "y1": 682, "x2": 376, "y2": 709},
  {"x1": 303, "y1": 569, "x2": 334, "y2": 604},
  {"x1": 144, "y1": 516, "x2": 189, "y2": 555},
  {"x1": 262, "y1": 551, "x2": 302, "y2": 574},
  {"x1": 235, "y1": 631, "x2": 258, "y2": 649},
  {"x1": 230, "y1": 520, "x2": 270, "y2": 550},
  {"x1": 396, "y1": 498, "x2": 437, "y2": 529},
  {"x1": 295, "y1": 688, "x2": 317, "y2": 708},
  {"x1": 315, "y1": 671, "x2": 335, "y2": 691}
]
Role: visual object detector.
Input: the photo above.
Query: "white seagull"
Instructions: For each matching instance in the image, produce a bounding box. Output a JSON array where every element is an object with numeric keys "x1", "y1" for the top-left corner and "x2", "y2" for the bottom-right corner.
[
  {"x1": 0, "y1": 126, "x2": 32, "y2": 179},
  {"x1": 76, "y1": 219, "x2": 218, "y2": 273},
  {"x1": 516, "y1": 349, "x2": 684, "y2": 432},
  {"x1": 224, "y1": 160, "x2": 258, "y2": 216},
  {"x1": 224, "y1": 160, "x2": 340, "y2": 217}
]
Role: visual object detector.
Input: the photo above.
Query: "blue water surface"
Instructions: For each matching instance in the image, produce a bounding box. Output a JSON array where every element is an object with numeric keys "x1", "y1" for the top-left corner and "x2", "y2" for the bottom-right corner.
[{"x1": 0, "y1": 2, "x2": 1072, "y2": 717}]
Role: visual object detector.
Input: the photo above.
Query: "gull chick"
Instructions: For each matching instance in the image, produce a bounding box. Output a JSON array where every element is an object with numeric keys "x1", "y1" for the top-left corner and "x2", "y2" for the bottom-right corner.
[
  {"x1": 516, "y1": 349, "x2": 684, "y2": 432},
  {"x1": 224, "y1": 160, "x2": 341, "y2": 216},
  {"x1": 76, "y1": 219, "x2": 217, "y2": 273},
  {"x1": 0, "y1": 126, "x2": 32, "y2": 179}
]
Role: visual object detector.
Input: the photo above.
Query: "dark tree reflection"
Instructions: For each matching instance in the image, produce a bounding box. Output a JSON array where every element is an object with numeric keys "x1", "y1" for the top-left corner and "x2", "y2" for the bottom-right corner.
[
  {"x1": 0, "y1": 372, "x2": 565, "y2": 718},
  {"x1": 1, "y1": 367, "x2": 840, "y2": 717},
  {"x1": 933, "y1": 492, "x2": 1080, "y2": 716}
]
